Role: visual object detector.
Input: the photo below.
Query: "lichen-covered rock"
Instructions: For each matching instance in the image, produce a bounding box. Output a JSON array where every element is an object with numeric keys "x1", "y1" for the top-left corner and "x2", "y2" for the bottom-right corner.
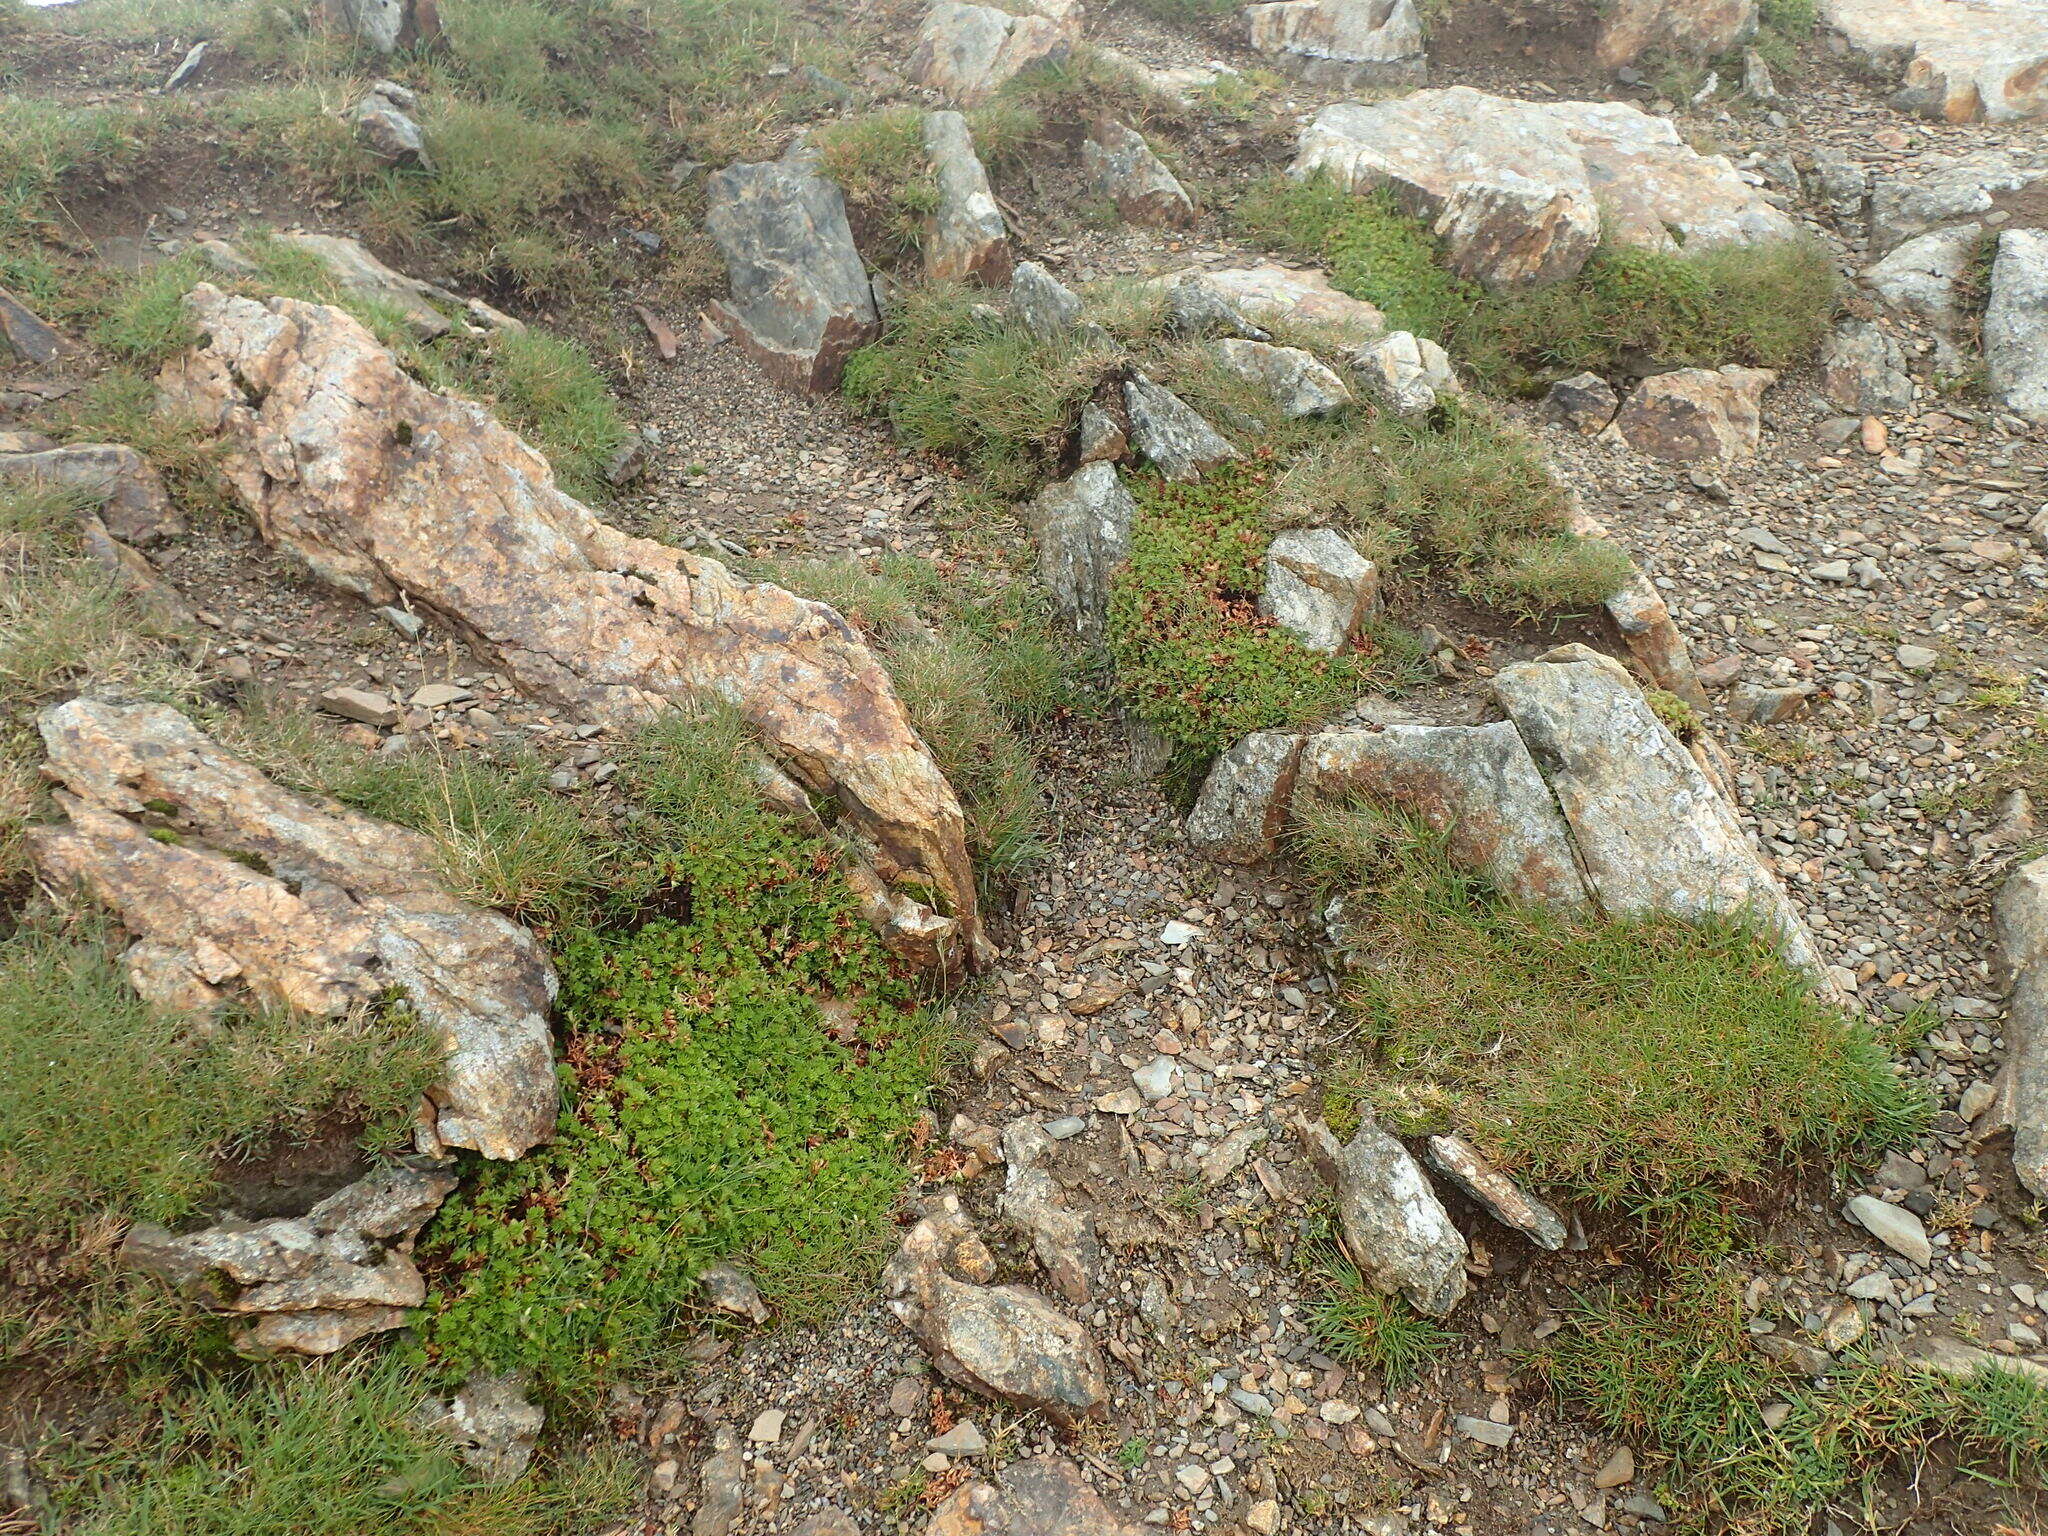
[
  {"x1": 1541, "y1": 372, "x2": 1620, "y2": 433},
  {"x1": 1025, "y1": 463, "x2": 1135, "y2": 643},
  {"x1": 31, "y1": 698, "x2": 559, "y2": 1160},
  {"x1": 1162, "y1": 277, "x2": 1270, "y2": 342},
  {"x1": 1155, "y1": 263, "x2": 1388, "y2": 338},
  {"x1": 157, "y1": 287, "x2": 980, "y2": 966},
  {"x1": 1123, "y1": 374, "x2": 1238, "y2": 481},
  {"x1": 908, "y1": 0, "x2": 1080, "y2": 106},
  {"x1": 998, "y1": 1120, "x2": 1099, "y2": 1307},
  {"x1": 1353, "y1": 330, "x2": 1459, "y2": 417},
  {"x1": 1258, "y1": 528, "x2": 1377, "y2": 651},
  {"x1": 1995, "y1": 854, "x2": 2048, "y2": 1198},
  {"x1": 420, "y1": 1372, "x2": 544, "y2": 1482},
  {"x1": 926, "y1": 1457, "x2": 1141, "y2": 1536},
  {"x1": 1615, "y1": 366, "x2": 1776, "y2": 461},
  {"x1": 0, "y1": 443, "x2": 176, "y2": 546},
  {"x1": 707, "y1": 147, "x2": 880, "y2": 392},
  {"x1": 1184, "y1": 731, "x2": 1305, "y2": 864},
  {"x1": 1864, "y1": 223, "x2": 1983, "y2": 330},
  {"x1": 1435, "y1": 173, "x2": 1601, "y2": 293},
  {"x1": 1293, "y1": 89, "x2": 1798, "y2": 288},
  {"x1": 1295, "y1": 1116, "x2": 1467, "y2": 1318},
  {"x1": 317, "y1": 0, "x2": 440, "y2": 53},
  {"x1": 1597, "y1": 0, "x2": 1755, "y2": 69},
  {"x1": 1008, "y1": 261, "x2": 1084, "y2": 340},
  {"x1": 1822, "y1": 0, "x2": 2048, "y2": 122},
  {"x1": 1986, "y1": 228, "x2": 2048, "y2": 422},
  {"x1": 1245, "y1": 0, "x2": 1427, "y2": 89},
  {"x1": 1820, "y1": 318, "x2": 1913, "y2": 414},
  {"x1": 924, "y1": 111, "x2": 1011, "y2": 285},
  {"x1": 1867, "y1": 149, "x2": 2048, "y2": 250},
  {"x1": 1081, "y1": 120, "x2": 1194, "y2": 229},
  {"x1": 352, "y1": 80, "x2": 431, "y2": 170},
  {"x1": 1212, "y1": 339, "x2": 1351, "y2": 419}
]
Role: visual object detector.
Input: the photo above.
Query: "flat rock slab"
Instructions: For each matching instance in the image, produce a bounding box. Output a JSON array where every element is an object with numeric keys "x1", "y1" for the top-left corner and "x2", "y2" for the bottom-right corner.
[
  {"x1": 1823, "y1": 0, "x2": 2048, "y2": 121},
  {"x1": 1244, "y1": 0, "x2": 1427, "y2": 89},
  {"x1": 926, "y1": 1456, "x2": 1141, "y2": 1536},
  {"x1": 0, "y1": 442, "x2": 176, "y2": 546},
  {"x1": 1986, "y1": 228, "x2": 2048, "y2": 422},
  {"x1": 32, "y1": 699, "x2": 556, "y2": 1160}
]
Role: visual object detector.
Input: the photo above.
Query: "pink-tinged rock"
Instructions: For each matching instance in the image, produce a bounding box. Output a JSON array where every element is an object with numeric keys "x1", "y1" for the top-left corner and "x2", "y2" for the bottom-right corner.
[
  {"x1": 926, "y1": 1457, "x2": 1142, "y2": 1536},
  {"x1": 1615, "y1": 365, "x2": 1777, "y2": 461},
  {"x1": 1823, "y1": 0, "x2": 2048, "y2": 122},
  {"x1": 1152, "y1": 263, "x2": 1388, "y2": 339},
  {"x1": 1245, "y1": 0, "x2": 1427, "y2": 89},
  {"x1": 1598, "y1": 0, "x2": 1755, "y2": 69},
  {"x1": 908, "y1": 0, "x2": 1080, "y2": 106}
]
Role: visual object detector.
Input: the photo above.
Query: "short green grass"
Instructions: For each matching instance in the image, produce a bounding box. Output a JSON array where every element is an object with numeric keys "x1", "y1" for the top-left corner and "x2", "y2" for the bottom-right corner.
[
  {"x1": 812, "y1": 109, "x2": 942, "y2": 267},
  {"x1": 1302, "y1": 1222, "x2": 1454, "y2": 1386}
]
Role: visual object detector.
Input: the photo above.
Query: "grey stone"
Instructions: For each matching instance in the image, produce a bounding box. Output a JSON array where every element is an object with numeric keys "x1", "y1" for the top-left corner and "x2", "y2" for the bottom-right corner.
[
  {"x1": 1024, "y1": 463, "x2": 1135, "y2": 644},
  {"x1": 1864, "y1": 223, "x2": 1983, "y2": 331},
  {"x1": 1123, "y1": 375, "x2": 1238, "y2": 482},
  {"x1": 1615, "y1": 366, "x2": 1775, "y2": 460},
  {"x1": 998, "y1": 1121, "x2": 1099, "y2": 1307},
  {"x1": 1995, "y1": 854, "x2": 2048, "y2": 1198},
  {"x1": 1868, "y1": 149, "x2": 2048, "y2": 251},
  {"x1": 1541, "y1": 372, "x2": 1620, "y2": 433},
  {"x1": 1008, "y1": 260, "x2": 1084, "y2": 340},
  {"x1": 692, "y1": 1430, "x2": 746, "y2": 1536},
  {"x1": 1162, "y1": 276, "x2": 1270, "y2": 342},
  {"x1": 1425, "y1": 1133, "x2": 1569, "y2": 1251},
  {"x1": 162, "y1": 41, "x2": 209, "y2": 91},
  {"x1": 427, "y1": 1371, "x2": 544, "y2": 1482},
  {"x1": 1212, "y1": 339, "x2": 1352, "y2": 417},
  {"x1": 700, "y1": 1262, "x2": 771, "y2": 1324},
  {"x1": 925, "y1": 1457, "x2": 1138, "y2": 1536},
  {"x1": 928, "y1": 1420, "x2": 988, "y2": 1455},
  {"x1": 1075, "y1": 402, "x2": 1126, "y2": 464},
  {"x1": 908, "y1": 0, "x2": 1079, "y2": 106},
  {"x1": 1259, "y1": 528, "x2": 1377, "y2": 653},
  {"x1": 1844, "y1": 1194, "x2": 1932, "y2": 1265},
  {"x1": 924, "y1": 111, "x2": 1010, "y2": 285},
  {"x1": 1986, "y1": 228, "x2": 2048, "y2": 422},
  {"x1": 1455, "y1": 1415, "x2": 1514, "y2": 1447},
  {"x1": 1082, "y1": 120, "x2": 1193, "y2": 229},
  {"x1": 1295, "y1": 1116, "x2": 1467, "y2": 1318},
  {"x1": 0, "y1": 443, "x2": 176, "y2": 546},
  {"x1": 1245, "y1": 0, "x2": 1428, "y2": 90},
  {"x1": 1820, "y1": 319, "x2": 1913, "y2": 414},
  {"x1": 1184, "y1": 730, "x2": 1306, "y2": 864},
  {"x1": 1824, "y1": 0, "x2": 2048, "y2": 123},
  {"x1": 0, "y1": 286, "x2": 71, "y2": 365},
  {"x1": 317, "y1": 0, "x2": 441, "y2": 53},
  {"x1": 1352, "y1": 330, "x2": 1458, "y2": 417},
  {"x1": 353, "y1": 81, "x2": 431, "y2": 170}
]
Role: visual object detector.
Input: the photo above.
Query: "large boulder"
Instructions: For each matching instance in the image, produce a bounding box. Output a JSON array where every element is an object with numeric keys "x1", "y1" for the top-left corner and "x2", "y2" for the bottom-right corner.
[
  {"x1": 1081, "y1": 120, "x2": 1193, "y2": 229},
  {"x1": 908, "y1": 0, "x2": 1080, "y2": 106},
  {"x1": 1292, "y1": 88, "x2": 1799, "y2": 290},
  {"x1": 1244, "y1": 0, "x2": 1427, "y2": 89},
  {"x1": 1352, "y1": 330, "x2": 1459, "y2": 417},
  {"x1": 1863, "y1": 223, "x2": 1984, "y2": 331},
  {"x1": 924, "y1": 111, "x2": 1011, "y2": 286},
  {"x1": 1024, "y1": 463, "x2": 1135, "y2": 644},
  {"x1": 1995, "y1": 854, "x2": 2048, "y2": 1198},
  {"x1": 926, "y1": 1458, "x2": 1141, "y2": 1536},
  {"x1": 1296, "y1": 1116, "x2": 1467, "y2": 1318},
  {"x1": 1258, "y1": 528, "x2": 1377, "y2": 651},
  {"x1": 1822, "y1": 0, "x2": 2048, "y2": 122},
  {"x1": 1597, "y1": 0, "x2": 1755, "y2": 70},
  {"x1": 30, "y1": 699, "x2": 558, "y2": 1161},
  {"x1": 1614, "y1": 365, "x2": 1776, "y2": 461},
  {"x1": 156, "y1": 287, "x2": 981, "y2": 966},
  {"x1": 1985, "y1": 228, "x2": 2048, "y2": 422},
  {"x1": 706, "y1": 147, "x2": 880, "y2": 392}
]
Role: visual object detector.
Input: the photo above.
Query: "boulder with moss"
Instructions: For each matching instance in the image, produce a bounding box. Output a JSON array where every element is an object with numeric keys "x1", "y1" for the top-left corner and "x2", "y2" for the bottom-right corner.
[
  {"x1": 1154, "y1": 263, "x2": 1388, "y2": 338},
  {"x1": 924, "y1": 111, "x2": 1011, "y2": 286}
]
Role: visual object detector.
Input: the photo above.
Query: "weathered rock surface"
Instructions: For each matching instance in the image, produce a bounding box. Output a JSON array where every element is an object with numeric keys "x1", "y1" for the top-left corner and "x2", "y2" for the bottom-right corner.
[
  {"x1": 31, "y1": 698, "x2": 559, "y2": 1160},
  {"x1": 1008, "y1": 261, "x2": 1084, "y2": 340},
  {"x1": 1292, "y1": 89, "x2": 1798, "y2": 288},
  {"x1": 1157, "y1": 263, "x2": 1387, "y2": 337},
  {"x1": 1820, "y1": 318, "x2": 1913, "y2": 414},
  {"x1": 272, "y1": 232, "x2": 461, "y2": 341},
  {"x1": 157, "y1": 288, "x2": 980, "y2": 965},
  {"x1": 1867, "y1": 149, "x2": 2048, "y2": 250},
  {"x1": 1598, "y1": 0, "x2": 1754, "y2": 69},
  {"x1": 707, "y1": 147, "x2": 880, "y2": 392},
  {"x1": 421, "y1": 1371, "x2": 544, "y2": 1481},
  {"x1": 998, "y1": 1119, "x2": 1099, "y2": 1307},
  {"x1": 1123, "y1": 374, "x2": 1238, "y2": 481},
  {"x1": 1352, "y1": 330, "x2": 1458, "y2": 417},
  {"x1": 1822, "y1": 0, "x2": 2048, "y2": 122},
  {"x1": 1435, "y1": 173, "x2": 1602, "y2": 293},
  {"x1": 924, "y1": 111, "x2": 1011, "y2": 285},
  {"x1": 1162, "y1": 277, "x2": 1270, "y2": 342},
  {"x1": 1985, "y1": 228, "x2": 2048, "y2": 422},
  {"x1": 885, "y1": 1196, "x2": 1109, "y2": 1424},
  {"x1": 1296, "y1": 1116, "x2": 1467, "y2": 1317},
  {"x1": 1615, "y1": 366, "x2": 1776, "y2": 461},
  {"x1": 122, "y1": 1165, "x2": 457, "y2": 1354},
  {"x1": 1081, "y1": 120, "x2": 1194, "y2": 229},
  {"x1": 908, "y1": 0, "x2": 1079, "y2": 106},
  {"x1": 699, "y1": 1263, "x2": 772, "y2": 1325},
  {"x1": 1994, "y1": 853, "x2": 2048, "y2": 1198},
  {"x1": 1213, "y1": 339, "x2": 1351, "y2": 418},
  {"x1": 0, "y1": 443, "x2": 176, "y2": 546},
  {"x1": 1184, "y1": 731, "x2": 1306, "y2": 865},
  {"x1": 0, "y1": 285, "x2": 73, "y2": 365},
  {"x1": 1258, "y1": 528, "x2": 1377, "y2": 651},
  {"x1": 1541, "y1": 372, "x2": 1620, "y2": 433},
  {"x1": 1425, "y1": 1133, "x2": 1568, "y2": 1251},
  {"x1": 317, "y1": 0, "x2": 440, "y2": 53},
  {"x1": 1864, "y1": 223, "x2": 1982, "y2": 331},
  {"x1": 1245, "y1": 0, "x2": 1427, "y2": 89},
  {"x1": 926, "y1": 1457, "x2": 1140, "y2": 1536},
  {"x1": 1025, "y1": 463, "x2": 1135, "y2": 644},
  {"x1": 352, "y1": 79, "x2": 430, "y2": 170}
]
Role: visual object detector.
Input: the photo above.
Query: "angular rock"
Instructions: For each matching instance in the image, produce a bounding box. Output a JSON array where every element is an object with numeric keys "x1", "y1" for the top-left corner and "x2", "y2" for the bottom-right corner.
[
  {"x1": 32, "y1": 699, "x2": 558, "y2": 1159},
  {"x1": 353, "y1": 80, "x2": 431, "y2": 170},
  {"x1": 1435, "y1": 174, "x2": 1602, "y2": 293},
  {"x1": 1295, "y1": 1116, "x2": 1467, "y2": 1318},
  {"x1": 318, "y1": 0, "x2": 442, "y2": 53},
  {"x1": 1244, "y1": 0, "x2": 1427, "y2": 90},
  {"x1": 78, "y1": 513, "x2": 198, "y2": 631},
  {"x1": 1994, "y1": 854, "x2": 2048, "y2": 1198},
  {"x1": 1295, "y1": 722, "x2": 1590, "y2": 907},
  {"x1": 157, "y1": 289, "x2": 979, "y2": 966},
  {"x1": 1986, "y1": 228, "x2": 2048, "y2": 422},
  {"x1": 699, "y1": 1262, "x2": 772, "y2": 1325},
  {"x1": 1123, "y1": 374, "x2": 1238, "y2": 481},
  {"x1": 0, "y1": 285, "x2": 73, "y2": 365},
  {"x1": 1157, "y1": 263, "x2": 1387, "y2": 338},
  {"x1": 1425, "y1": 1133, "x2": 1568, "y2": 1251},
  {"x1": 707, "y1": 147, "x2": 880, "y2": 392},
  {"x1": 1867, "y1": 149, "x2": 2048, "y2": 250},
  {"x1": 1008, "y1": 260, "x2": 1084, "y2": 340},
  {"x1": 998, "y1": 1119, "x2": 1099, "y2": 1307},
  {"x1": 1075, "y1": 403, "x2": 1126, "y2": 464},
  {"x1": 1353, "y1": 330, "x2": 1458, "y2": 417},
  {"x1": 1844, "y1": 1193, "x2": 1932, "y2": 1264},
  {"x1": 926, "y1": 1457, "x2": 1141, "y2": 1536},
  {"x1": 1213, "y1": 339, "x2": 1351, "y2": 417},
  {"x1": 1864, "y1": 223, "x2": 1983, "y2": 331},
  {"x1": 693, "y1": 1430, "x2": 746, "y2": 1536},
  {"x1": 1820, "y1": 318, "x2": 1913, "y2": 414},
  {"x1": 924, "y1": 111, "x2": 1011, "y2": 286},
  {"x1": 1259, "y1": 528, "x2": 1376, "y2": 651},
  {"x1": 1541, "y1": 372, "x2": 1620, "y2": 433},
  {"x1": 1492, "y1": 650, "x2": 1834, "y2": 986},
  {"x1": 122, "y1": 1165, "x2": 457, "y2": 1354},
  {"x1": 1184, "y1": 730, "x2": 1306, "y2": 865},
  {"x1": 1293, "y1": 89, "x2": 1798, "y2": 287},
  {"x1": 908, "y1": 0, "x2": 1079, "y2": 107},
  {"x1": 1598, "y1": 0, "x2": 1755, "y2": 69},
  {"x1": 1082, "y1": 120, "x2": 1194, "y2": 229},
  {"x1": 1615, "y1": 365, "x2": 1776, "y2": 461},
  {"x1": 1562, "y1": 500, "x2": 1706, "y2": 704},
  {"x1": 271, "y1": 232, "x2": 469, "y2": 341},
  {"x1": 885, "y1": 1196, "x2": 1109, "y2": 1424},
  {"x1": 1025, "y1": 464, "x2": 1135, "y2": 645},
  {"x1": 422, "y1": 1371, "x2": 544, "y2": 1482},
  {"x1": 1162, "y1": 276, "x2": 1271, "y2": 342},
  {"x1": 1895, "y1": 1333, "x2": 2048, "y2": 1388},
  {"x1": 0, "y1": 443, "x2": 176, "y2": 546},
  {"x1": 1822, "y1": 0, "x2": 2048, "y2": 122}
]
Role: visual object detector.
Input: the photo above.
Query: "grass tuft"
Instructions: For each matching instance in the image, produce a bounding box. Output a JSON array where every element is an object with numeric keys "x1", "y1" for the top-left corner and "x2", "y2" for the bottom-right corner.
[{"x1": 1303, "y1": 1224, "x2": 1455, "y2": 1386}]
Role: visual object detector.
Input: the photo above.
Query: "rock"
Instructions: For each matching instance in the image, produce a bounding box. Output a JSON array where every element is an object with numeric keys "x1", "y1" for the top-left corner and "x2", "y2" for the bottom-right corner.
[
  {"x1": 924, "y1": 111, "x2": 1011, "y2": 286},
  {"x1": 1807, "y1": 146, "x2": 1871, "y2": 225},
  {"x1": 1731, "y1": 683, "x2": 1810, "y2": 725},
  {"x1": 0, "y1": 443, "x2": 176, "y2": 546},
  {"x1": 1864, "y1": 223, "x2": 1982, "y2": 331},
  {"x1": 1244, "y1": 0, "x2": 1428, "y2": 90},
  {"x1": 1156, "y1": 263, "x2": 1387, "y2": 338},
  {"x1": 929, "y1": 1421, "x2": 988, "y2": 1455},
  {"x1": 693, "y1": 1430, "x2": 747, "y2": 1536},
  {"x1": 908, "y1": 0, "x2": 1079, "y2": 107},
  {"x1": 1895, "y1": 642, "x2": 1939, "y2": 671},
  {"x1": 1995, "y1": 854, "x2": 2048, "y2": 1197},
  {"x1": 157, "y1": 288, "x2": 979, "y2": 969},
  {"x1": 1162, "y1": 277, "x2": 1270, "y2": 342},
  {"x1": 1212, "y1": 339, "x2": 1351, "y2": 417},
  {"x1": 1123, "y1": 375, "x2": 1238, "y2": 482},
  {"x1": 353, "y1": 80, "x2": 431, "y2": 170},
  {"x1": 1294, "y1": 722, "x2": 1591, "y2": 907},
  {"x1": 1295, "y1": 1116, "x2": 1467, "y2": 1318},
  {"x1": 1597, "y1": 0, "x2": 1755, "y2": 69},
  {"x1": 699, "y1": 1262, "x2": 772, "y2": 1325},
  {"x1": 1434, "y1": 174, "x2": 1602, "y2": 293},
  {"x1": 1894, "y1": 1333, "x2": 2048, "y2": 1388},
  {"x1": 1201, "y1": 1124, "x2": 1269, "y2": 1185},
  {"x1": 1025, "y1": 463, "x2": 1135, "y2": 645},
  {"x1": 1985, "y1": 229, "x2": 2048, "y2": 422},
  {"x1": 424, "y1": 1371, "x2": 543, "y2": 1482},
  {"x1": 1352, "y1": 330, "x2": 1459, "y2": 417},
  {"x1": 750, "y1": 1408, "x2": 786, "y2": 1444},
  {"x1": 998, "y1": 1118, "x2": 1099, "y2": 1307},
  {"x1": 1820, "y1": 319, "x2": 1913, "y2": 415},
  {"x1": 318, "y1": 686, "x2": 401, "y2": 728},
  {"x1": 885, "y1": 1196, "x2": 1109, "y2": 1424},
  {"x1": 1457, "y1": 1415, "x2": 1514, "y2": 1448},
  {"x1": 1743, "y1": 46, "x2": 1783, "y2": 101},
  {"x1": 1184, "y1": 730, "x2": 1306, "y2": 864},
  {"x1": 1258, "y1": 528, "x2": 1378, "y2": 651},
  {"x1": 1008, "y1": 261, "x2": 1084, "y2": 340},
  {"x1": 925, "y1": 1457, "x2": 1141, "y2": 1536},
  {"x1": 1615, "y1": 366, "x2": 1776, "y2": 460},
  {"x1": 77, "y1": 514, "x2": 198, "y2": 631},
  {"x1": 707, "y1": 146, "x2": 881, "y2": 392},
  {"x1": 317, "y1": 0, "x2": 442, "y2": 53},
  {"x1": 1082, "y1": 120, "x2": 1194, "y2": 229},
  {"x1": 270, "y1": 232, "x2": 463, "y2": 340},
  {"x1": 1076, "y1": 403, "x2": 1126, "y2": 464},
  {"x1": 603, "y1": 429, "x2": 649, "y2": 487},
  {"x1": 0, "y1": 285, "x2": 73, "y2": 365},
  {"x1": 163, "y1": 39, "x2": 210, "y2": 90},
  {"x1": 1491, "y1": 650, "x2": 1835, "y2": 988},
  {"x1": 1594, "y1": 1447, "x2": 1635, "y2": 1488},
  {"x1": 1292, "y1": 88, "x2": 1798, "y2": 288},
  {"x1": 1132, "y1": 1056, "x2": 1179, "y2": 1100},
  {"x1": 32, "y1": 699, "x2": 559, "y2": 1159},
  {"x1": 1541, "y1": 372, "x2": 1621, "y2": 433},
  {"x1": 1844, "y1": 1193, "x2": 1932, "y2": 1265},
  {"x1": 1821, "y1": 0, "x2": 2048, "y2": 122},
  {"x1": 1867, "y1": 149, "x2": 2048, "y2": 250},
  {"x1": 122, "y1": 1165, "x2": 458, "y2": 1355},
  {"x1": 1425, "y1": 1133, "x2": 1569, "y2": 1251}
]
